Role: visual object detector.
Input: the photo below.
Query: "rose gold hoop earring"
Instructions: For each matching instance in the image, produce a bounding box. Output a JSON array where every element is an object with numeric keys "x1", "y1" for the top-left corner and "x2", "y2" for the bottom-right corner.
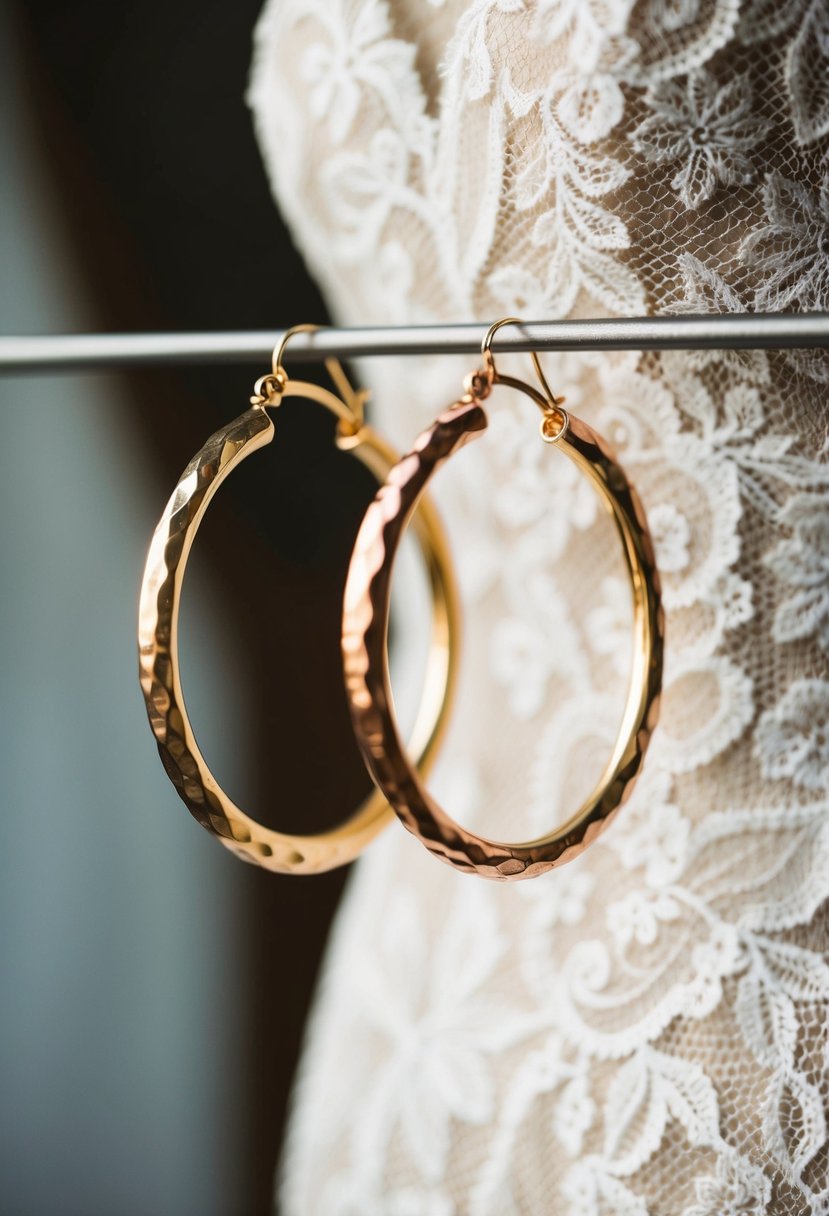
[
  {"x1": 343, "y1": 317, "x2": 664, "y2": 881},
  {"x1": 138, "y1": 325, "x2": 459, "y2": 875}
]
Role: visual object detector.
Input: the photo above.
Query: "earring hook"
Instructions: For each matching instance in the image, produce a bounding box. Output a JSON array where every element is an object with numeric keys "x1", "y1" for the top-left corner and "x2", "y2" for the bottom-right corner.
[
  {"x1": 272, "y1": 322, "x2": 317, "y2": 379},
  {"x1": 252, "y1": 324, "x2": 369, "y2": 433},
  {"x1": 474, "y1": 318, "x2": 568, "y2": 443}
]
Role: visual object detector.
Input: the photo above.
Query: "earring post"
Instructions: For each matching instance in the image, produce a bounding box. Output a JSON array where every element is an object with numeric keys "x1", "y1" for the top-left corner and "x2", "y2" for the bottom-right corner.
[{"x1": 0, "y1": 314, "x2": 827, "y2": 374}]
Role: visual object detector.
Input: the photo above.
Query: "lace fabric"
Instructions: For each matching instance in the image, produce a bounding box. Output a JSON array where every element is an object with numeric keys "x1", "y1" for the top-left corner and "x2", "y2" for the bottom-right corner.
[{"x1": 247, "y1": 2, "x2": 829, "y2": 1211}]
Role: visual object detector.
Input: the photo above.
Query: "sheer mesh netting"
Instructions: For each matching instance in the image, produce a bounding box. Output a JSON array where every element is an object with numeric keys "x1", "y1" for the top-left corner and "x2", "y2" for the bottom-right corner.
[{"x1": 248, "y1": 2, "x2": 829, "y2": 1212}]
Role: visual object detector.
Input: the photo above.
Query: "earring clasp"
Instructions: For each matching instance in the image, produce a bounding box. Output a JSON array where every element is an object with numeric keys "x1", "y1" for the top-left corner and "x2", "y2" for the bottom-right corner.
[
  {"x1": 468, "y1": 316, "x2": 569, "y2": 444},
  {"x1": 252, "y1": 324, "x2": 369, "y2": 435}
]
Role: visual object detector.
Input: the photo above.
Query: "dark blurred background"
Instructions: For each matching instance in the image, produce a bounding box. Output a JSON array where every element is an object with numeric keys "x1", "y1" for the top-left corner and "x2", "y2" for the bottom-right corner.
[{"x1": 1, "y1": 4, "x2": 375, "y2": 1212}]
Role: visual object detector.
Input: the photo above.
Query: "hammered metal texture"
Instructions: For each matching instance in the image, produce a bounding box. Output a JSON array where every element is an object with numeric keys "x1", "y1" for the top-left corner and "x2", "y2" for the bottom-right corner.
[
  {"x1": 138, "y1": 402, "x2": 458, "y2": 875},
  {"x1": 343, "y1": 399, "x2": 664, "y2": 881}
]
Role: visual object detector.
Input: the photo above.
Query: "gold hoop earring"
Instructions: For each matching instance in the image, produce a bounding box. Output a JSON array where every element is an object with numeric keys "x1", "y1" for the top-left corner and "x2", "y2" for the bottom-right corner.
[
  {"x1": 342, "y1": 318, "x2": 664, "y2": 881},
  {"x1": 138, "y1": 326, "x2": 459, "y2": 874}
]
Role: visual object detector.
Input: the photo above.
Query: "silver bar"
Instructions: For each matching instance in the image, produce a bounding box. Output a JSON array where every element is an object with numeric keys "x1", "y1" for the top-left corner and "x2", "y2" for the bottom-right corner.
[{"x1": 0, "y1": 314, "x2": 827, "y2": 373}]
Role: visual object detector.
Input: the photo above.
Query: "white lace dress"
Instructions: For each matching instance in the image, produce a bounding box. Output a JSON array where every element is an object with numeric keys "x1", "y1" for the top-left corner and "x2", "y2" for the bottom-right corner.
[{"x1": 248, "y1": 3, "x2": 829, "y2": 1212}]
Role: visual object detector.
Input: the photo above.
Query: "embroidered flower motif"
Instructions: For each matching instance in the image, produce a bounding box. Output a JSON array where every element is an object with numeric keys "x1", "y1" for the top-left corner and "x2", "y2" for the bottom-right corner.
[
  {"x1": 518, "y1": 858, "x2": 596, "y2": 930},
  {"x1": 755, "y1": 678, "x2": 829, "y2": 793},
  {"x1": 661, "y1": 359, "x2": 829, "y2": 521},
  {"x1": 322, "y1": 127, "x2": 409, "y2": 257},
  {"x1": 608, "y1": 889, "x2": 681, "y2": 949},
  {"x1": 560, "y1": 893, "x2": 743, "y2": 1054},
  {"x1": 742, "y1": 170, "x2": 829, "y2": 310},
  {"x1": 683, "y1": 1149, "x2": 771, "y2": 1216},
  {"x1": 632, "y1": 70, "x2": 766, "y2": 209},
  {"x1": 534, "y1": 0, "x2": 748, "y2": 148},
  {"x1": 301, "y1": 0, "x2": 424, "y2": 145},
  {"x1": 766, "y1": 493, "x2": 829, "y2": 653},
  {"x1": 532, "y1": 0, "x2": 636, "y2": 144},
  {"x1": 609, "y1": 767, "x2": 690, "y2": 887},
  {"x1": 355, "y1": 886, "x2": 522, "y2": 1183}
]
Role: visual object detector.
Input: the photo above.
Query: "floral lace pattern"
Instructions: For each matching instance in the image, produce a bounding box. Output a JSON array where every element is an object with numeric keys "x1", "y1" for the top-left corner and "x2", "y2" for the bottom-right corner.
[{"x1": 248, "y1": 1, "x2": 829, "y2": 1211}]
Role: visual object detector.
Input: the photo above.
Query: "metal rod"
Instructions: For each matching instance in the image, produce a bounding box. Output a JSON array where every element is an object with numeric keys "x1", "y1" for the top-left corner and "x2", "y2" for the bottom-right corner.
[{"x1": 0, "y1": 314, "x2": 827, "y2": 373}]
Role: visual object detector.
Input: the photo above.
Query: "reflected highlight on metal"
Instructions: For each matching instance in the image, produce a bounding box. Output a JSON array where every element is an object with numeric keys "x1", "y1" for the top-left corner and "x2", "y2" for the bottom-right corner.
[
  {"x1": 138, "y1": 371, "x2": 459, "y2": 874},
  {"x1": 343, "y1": 352, "x2": 664, "y2": 881}
]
